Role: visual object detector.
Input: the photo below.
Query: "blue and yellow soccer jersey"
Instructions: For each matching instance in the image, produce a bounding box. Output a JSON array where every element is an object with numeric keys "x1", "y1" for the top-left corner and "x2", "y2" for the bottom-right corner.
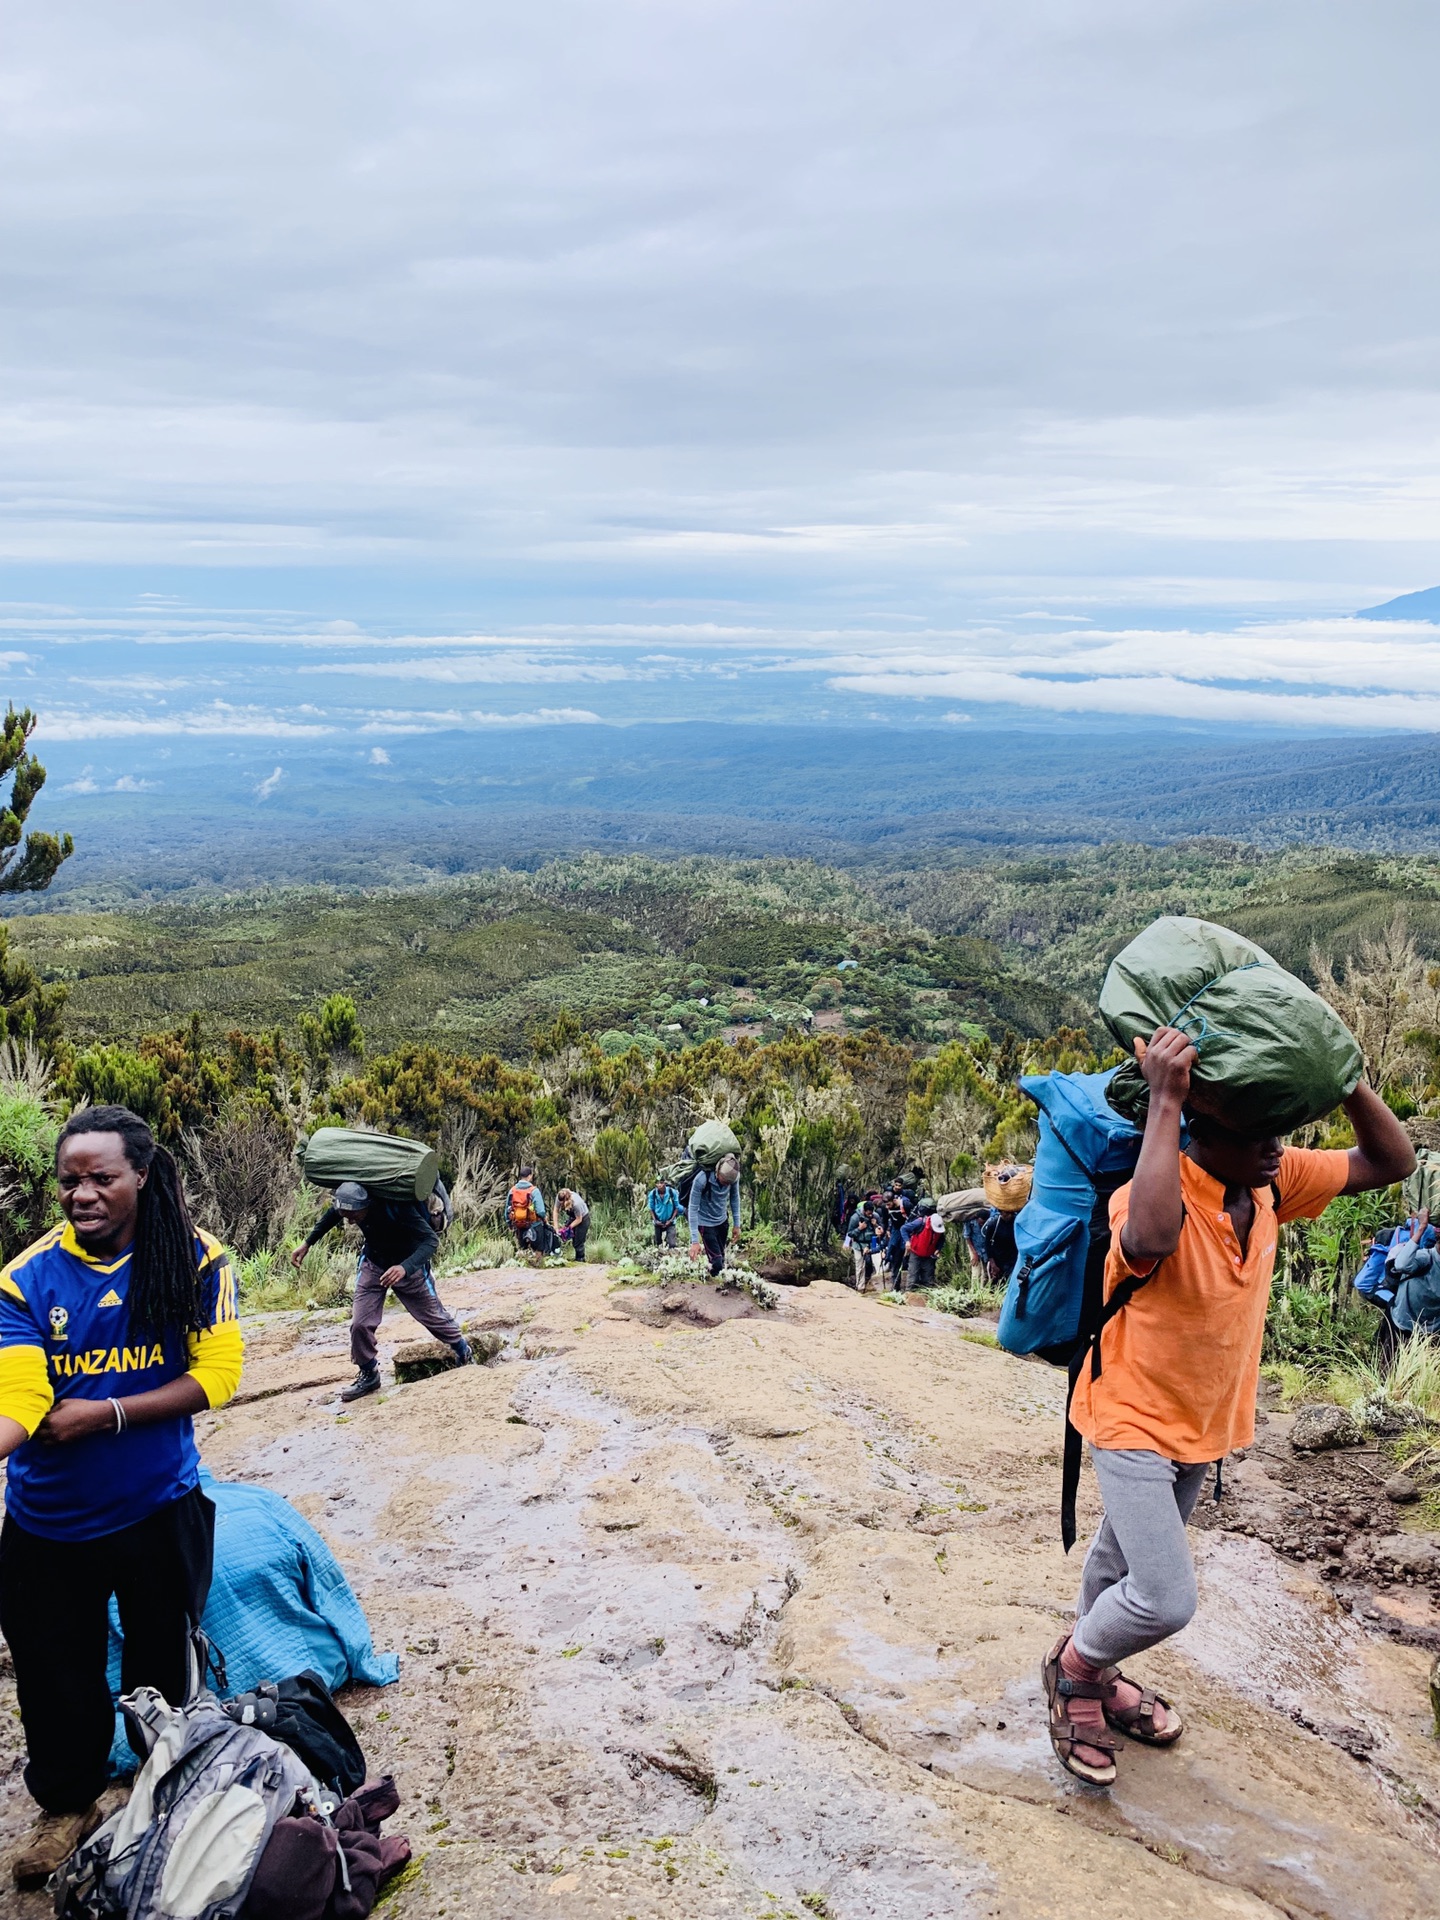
[{"x1": 0, "y1": 1222, "x2": 243, "y2": 1541}]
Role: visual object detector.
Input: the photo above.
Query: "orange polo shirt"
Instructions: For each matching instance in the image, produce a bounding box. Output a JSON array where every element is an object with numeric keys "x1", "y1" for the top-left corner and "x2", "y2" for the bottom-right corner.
[{"x1": 1069, "y1": 1145, "x2": 1349, "y2": 1463}]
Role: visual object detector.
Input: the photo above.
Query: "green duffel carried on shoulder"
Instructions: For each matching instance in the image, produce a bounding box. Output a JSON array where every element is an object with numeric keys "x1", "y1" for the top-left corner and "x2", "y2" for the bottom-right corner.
[
  {"x1": 301, "y1": 1126, "x2": 440, "y2": 1202},
  {"x1": 1404, "y1": 1146, "x2": 1440, "y2": 1221},
  {"x1": 1100, "y1": 915, "x2": 1363, "y2": 1138}
]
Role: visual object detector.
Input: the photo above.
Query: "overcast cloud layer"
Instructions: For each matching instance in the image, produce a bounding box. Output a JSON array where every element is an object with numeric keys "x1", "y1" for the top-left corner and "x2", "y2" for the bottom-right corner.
[{"x1": 4, "y1": 1, "x2": 1440, "y2": 739}]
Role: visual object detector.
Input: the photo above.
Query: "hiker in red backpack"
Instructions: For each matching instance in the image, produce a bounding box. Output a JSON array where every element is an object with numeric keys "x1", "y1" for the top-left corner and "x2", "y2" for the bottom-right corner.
[
  {"x1": 506, "y1": 1168, "x2": 545, "y2": 1253},
  {"x1": 899, "y1": 1207, "x2": 945, "y2": 1291},
  {"x1": 1042, "y1": 1026, "x2": 1413, "y2": 1787}
]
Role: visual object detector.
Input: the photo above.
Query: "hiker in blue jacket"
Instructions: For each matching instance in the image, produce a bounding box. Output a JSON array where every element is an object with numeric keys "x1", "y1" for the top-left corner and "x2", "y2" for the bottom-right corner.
[
  {"x1": 688, "y1": 1154, "x2": 742, "y2": 1276},
  {"x1": 882, "y1": 1196, "x2": 910, "y2": 1288},
  {"x1": 1357, "y1": 1208, "x2": 1440, "y2": 1335},
  {"x1": 647, "y1": 1177, "x2": 682, "y2": 1248},
  {"x1": 843, "y1": 1195, "x2": 885, "y2": 1291}
]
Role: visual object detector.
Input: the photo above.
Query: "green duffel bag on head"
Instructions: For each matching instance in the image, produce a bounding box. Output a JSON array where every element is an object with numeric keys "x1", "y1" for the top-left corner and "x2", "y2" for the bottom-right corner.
[
  {"x1": 688, "y1": 1119, "x2": 741, "y2": 1169},
  {"x1": 302, "y1": 1126, "x2": 440, "y2": 1202},
  {"x1": 1100, "y1": 915, "x2": 1362, "y2": 1138}
]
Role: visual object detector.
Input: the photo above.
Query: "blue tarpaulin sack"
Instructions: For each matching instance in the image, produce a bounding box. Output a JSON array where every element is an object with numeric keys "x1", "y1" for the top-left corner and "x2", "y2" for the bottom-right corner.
[{"x1": 997, "y1": 1069, "x2": 1143, "y2": 1362}]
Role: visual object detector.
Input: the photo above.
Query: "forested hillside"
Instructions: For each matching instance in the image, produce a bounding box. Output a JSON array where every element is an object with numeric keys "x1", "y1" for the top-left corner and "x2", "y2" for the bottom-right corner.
[
  {"x1": 18, "y1": 842, "x2": 1440, "y2": 1054},
  {"x1": 8, "y1": 856, "x2": 1084, "y2": 1055}
]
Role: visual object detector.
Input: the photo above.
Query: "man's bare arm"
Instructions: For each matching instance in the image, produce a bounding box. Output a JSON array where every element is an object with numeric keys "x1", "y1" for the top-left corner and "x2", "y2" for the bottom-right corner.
[
  {"x1": 1119, "y1": 1028, "x2": 1197, "y2": 1267},
  {"x1": 1342, "y1": 1081, "x2": 1416, "y2": 1194}
]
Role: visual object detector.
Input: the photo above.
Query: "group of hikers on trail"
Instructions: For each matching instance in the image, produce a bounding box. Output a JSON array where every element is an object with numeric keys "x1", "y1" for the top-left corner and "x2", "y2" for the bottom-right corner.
[
  {"x1": 502, "y1": 1170, "x2": 590, "y2": 1262},
  {"x1": 0, "y1": 1105, "x2": 753, "y2": 1891},
  {"x1": 0, "y1": 910, "x2": 1426, "y2": 1902},
  {"x1": 505, "y1": 1128, "x2": 743, "y2": 1278},
  {"x1": 840, "y1": 1177, "x2": 948, "y2": 1292}
]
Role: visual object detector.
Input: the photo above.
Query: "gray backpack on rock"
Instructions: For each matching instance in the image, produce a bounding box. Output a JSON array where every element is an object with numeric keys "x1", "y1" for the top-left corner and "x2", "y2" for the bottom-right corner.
[{"x1": 54, "y1": 1686, "x2": 322, "y2": 1920}]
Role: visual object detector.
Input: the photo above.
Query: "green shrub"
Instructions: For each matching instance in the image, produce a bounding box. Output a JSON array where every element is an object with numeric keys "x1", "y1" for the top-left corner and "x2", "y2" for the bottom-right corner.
[
  {"x1": 1263, "y1": 1280, "x2": 1374, "y2": 1369},
  {"x1": 0, "y1": 1092, "x2": 56, "y2": 1261},
  {"x1": 925, "y1": 1281, "x2": 1004, "y2": 1318},
  {"x1": 1263, "y1": 1189, "x2": 1397, "y2": 1371}
]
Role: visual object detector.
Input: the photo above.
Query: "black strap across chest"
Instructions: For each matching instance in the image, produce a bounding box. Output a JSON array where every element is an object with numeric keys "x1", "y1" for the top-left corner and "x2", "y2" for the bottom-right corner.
[{"x1": 1059, "y1": 1176, "x2": 1281, "y2": 1551}]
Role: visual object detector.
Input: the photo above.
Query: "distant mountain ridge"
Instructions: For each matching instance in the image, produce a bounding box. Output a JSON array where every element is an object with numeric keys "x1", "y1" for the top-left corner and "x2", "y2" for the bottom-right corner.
[{"x1": 1357, "y1": 584, "x2": 1440, "y2": 622}]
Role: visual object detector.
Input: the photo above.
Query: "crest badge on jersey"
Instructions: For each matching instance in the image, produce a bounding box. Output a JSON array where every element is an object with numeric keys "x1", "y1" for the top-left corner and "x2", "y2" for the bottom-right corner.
[{"x1": 48, "y1": 1306, "x2": 69, "y2": 1344}]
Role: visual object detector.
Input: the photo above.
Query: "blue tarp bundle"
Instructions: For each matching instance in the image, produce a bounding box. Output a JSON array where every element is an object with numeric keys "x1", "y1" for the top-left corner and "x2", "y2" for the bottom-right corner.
[{"x1": 108, "y1": 1470, "x2": 397, "y2": 1770}]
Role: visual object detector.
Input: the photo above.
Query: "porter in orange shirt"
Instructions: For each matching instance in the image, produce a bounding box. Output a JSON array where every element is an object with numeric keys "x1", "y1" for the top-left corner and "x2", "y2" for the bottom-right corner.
[
  {"x1": 1042, "y1": 1027, "x2": 1413, "y2": 1790},
  {"x1": 1069, "y1": 1145, "x2": 1349, "y2": 1463}
]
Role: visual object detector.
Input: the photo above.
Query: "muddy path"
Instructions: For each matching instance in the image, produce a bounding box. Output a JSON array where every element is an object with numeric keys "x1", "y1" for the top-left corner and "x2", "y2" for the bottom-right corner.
[{"x1": 3, "y1": 1265, "x2": 1439, "y2": 1919}]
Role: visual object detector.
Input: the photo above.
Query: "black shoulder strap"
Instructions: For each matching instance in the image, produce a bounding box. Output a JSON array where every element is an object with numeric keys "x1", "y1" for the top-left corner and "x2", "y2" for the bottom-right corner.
[{"x1": 1059, "y1": 1217, "x2": 1180, "y2": 1553}]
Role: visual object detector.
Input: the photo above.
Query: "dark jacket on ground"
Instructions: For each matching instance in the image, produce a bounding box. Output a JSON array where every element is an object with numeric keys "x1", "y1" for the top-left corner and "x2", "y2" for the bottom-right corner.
[{"x1": 305, "y1": 1196, "x2": 438, "y2": 1278}]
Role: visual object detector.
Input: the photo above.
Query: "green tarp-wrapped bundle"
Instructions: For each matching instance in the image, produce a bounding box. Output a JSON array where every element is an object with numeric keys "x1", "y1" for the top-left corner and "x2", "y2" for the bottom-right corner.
[
  {"x1": 688, "y1": 1119, "x2": 741, "y2": 1168},
  {"x1": 1100, "y1": 916, "x2": 1363, "y2": 1137},
  {"x1": 1403, "y1": 1147, "x2": 1440, "y2": 1220},
  {"x1": 301, "y1": 1127, "x2": 439, "y2": 1202}
]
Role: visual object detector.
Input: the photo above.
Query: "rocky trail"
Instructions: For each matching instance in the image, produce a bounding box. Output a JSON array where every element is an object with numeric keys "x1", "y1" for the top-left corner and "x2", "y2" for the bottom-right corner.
[{"x1": 3, "y1": 1265, "x2": 1439, "y2": 1920}]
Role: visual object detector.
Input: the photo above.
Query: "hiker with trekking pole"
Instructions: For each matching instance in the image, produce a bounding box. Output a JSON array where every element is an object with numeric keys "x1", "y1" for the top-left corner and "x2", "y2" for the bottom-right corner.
[{"x1": 1042, "y1": 1023, "x2": 1412, "y2": 1785}]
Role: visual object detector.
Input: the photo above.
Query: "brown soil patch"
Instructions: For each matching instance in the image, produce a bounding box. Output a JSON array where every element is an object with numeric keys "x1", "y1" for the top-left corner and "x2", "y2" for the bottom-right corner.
[{"x1": 609, "y1": 1283, "x2": 769, "y2": 1328}]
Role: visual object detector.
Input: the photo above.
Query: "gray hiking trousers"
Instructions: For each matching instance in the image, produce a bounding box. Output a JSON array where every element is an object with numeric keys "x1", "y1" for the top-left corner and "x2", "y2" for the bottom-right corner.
[
  {"x1": 351, "y1": 1256, "x2": 463, "y2": 1369},
  {"x1": 1071, "y1": 1447, "x2": 1210, "y2": 1668}
]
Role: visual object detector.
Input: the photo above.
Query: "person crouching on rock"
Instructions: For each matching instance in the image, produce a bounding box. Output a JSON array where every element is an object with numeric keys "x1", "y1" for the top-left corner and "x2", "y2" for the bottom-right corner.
[
  {"x1": 688, "y1": 1153, "x2": 742, "y2": 1276},
  {"x1": 293, "y1": 1180, "x2": 471, "y2": 1402},
  {"x1": 1043, "y1": 1026, "x2": 1414, "y2": 1787},
  {"x1": 0, "y1": 1105, "x2": 243, "y2": 1888}
]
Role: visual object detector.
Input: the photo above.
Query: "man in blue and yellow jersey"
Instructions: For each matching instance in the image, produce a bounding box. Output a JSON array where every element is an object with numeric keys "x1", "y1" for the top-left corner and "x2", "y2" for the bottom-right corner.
[{"x1": 0, "y1": 1105, "x2": 243, "y2": 1887}]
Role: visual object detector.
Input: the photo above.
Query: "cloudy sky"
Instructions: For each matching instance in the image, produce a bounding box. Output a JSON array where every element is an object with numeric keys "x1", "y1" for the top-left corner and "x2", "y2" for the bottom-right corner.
[{"x1": 4, "y1": 0, "x2": 1440, "y2": 756}]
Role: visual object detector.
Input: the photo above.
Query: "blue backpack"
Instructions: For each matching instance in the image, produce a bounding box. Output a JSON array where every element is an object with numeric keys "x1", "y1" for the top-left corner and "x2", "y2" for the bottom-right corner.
[
  {"x1": 998, "y1": 1068, "x2": 1151, "y2": 1551},
  {"x1": 998, "y1": 1069, "x2": 1142, "y2": 1362}
]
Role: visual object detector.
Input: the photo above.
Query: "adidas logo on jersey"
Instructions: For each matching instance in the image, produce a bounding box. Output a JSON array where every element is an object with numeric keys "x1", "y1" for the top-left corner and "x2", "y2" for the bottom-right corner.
[{"x1": 97, "y1": 1289, "x2": 122, "y2": 1308}]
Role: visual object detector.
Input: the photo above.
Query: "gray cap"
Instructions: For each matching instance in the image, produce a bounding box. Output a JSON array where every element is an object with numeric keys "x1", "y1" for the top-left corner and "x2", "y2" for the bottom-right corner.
[{"x1": 334, "y1": 1181, "x2": 370, "y2": 1211}]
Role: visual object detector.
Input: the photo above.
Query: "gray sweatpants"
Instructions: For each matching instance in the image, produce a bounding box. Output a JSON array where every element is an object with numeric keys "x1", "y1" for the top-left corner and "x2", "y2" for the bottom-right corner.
[
  {"x1": 1071, "y1": 1447, "x2": 1210, "y2": 1668},
  {"x1": 903, "y1": 1251, "x2": 937, "y2": 1292},
  {"x1": 351, "y1": 1256, "x2": 464, "y2": 1369}
]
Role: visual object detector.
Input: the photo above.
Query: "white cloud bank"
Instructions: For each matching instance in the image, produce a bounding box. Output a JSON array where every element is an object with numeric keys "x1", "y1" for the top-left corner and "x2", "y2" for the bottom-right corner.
[
  {"x1": 37, "y1": 704, "x2": 335, "y2": 740},
  {"x1": 824, "y1": 616, "x2": 1440, "y2": 729},
  {"x1": 21, "y1": 610, "x2": 1440, "y2": 738}
]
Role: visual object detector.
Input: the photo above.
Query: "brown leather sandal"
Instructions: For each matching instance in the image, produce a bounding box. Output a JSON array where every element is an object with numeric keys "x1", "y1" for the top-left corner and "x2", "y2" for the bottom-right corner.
[
  {"x1": 1041, "y1": 1635, "x2": 1119, "y2": 1786},
  {"x1": 1100, "y1": 1667, "x2": 1184, "y2": 1746}
]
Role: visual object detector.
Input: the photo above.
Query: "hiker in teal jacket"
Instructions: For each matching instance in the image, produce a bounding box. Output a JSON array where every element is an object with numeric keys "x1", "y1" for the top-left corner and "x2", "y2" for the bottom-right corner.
[
  {"x1": 647, "y1": 1179, "x2": 682, "y2": 1248},
  {"x1": 688, "y1": 1155, "x2": 742, "y2": 1276}
]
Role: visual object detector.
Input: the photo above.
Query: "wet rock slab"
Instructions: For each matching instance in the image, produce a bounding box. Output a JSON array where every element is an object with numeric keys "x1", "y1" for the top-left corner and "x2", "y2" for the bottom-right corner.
[{"x1": 2, "y1": 1267, "x2": 1437, "y2": 1920}]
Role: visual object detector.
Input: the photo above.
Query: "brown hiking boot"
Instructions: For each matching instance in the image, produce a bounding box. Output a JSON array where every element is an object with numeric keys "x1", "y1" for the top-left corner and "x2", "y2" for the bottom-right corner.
[{"x1": 12, "y1": 1802, "x2": 102, "y2": 1889}]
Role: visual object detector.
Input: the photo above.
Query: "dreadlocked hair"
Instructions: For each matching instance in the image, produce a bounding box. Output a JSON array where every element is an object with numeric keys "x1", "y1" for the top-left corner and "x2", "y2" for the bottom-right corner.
[{"x1": 57, "y1": 1106, "x2": 205, "y2": 1338}]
